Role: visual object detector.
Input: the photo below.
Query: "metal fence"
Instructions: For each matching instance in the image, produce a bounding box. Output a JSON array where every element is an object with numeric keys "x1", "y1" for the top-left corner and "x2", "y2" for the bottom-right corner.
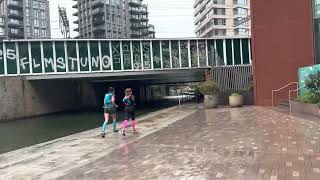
[{"x1": 212, "y1": 65, "x2": 253, "y2": 92}]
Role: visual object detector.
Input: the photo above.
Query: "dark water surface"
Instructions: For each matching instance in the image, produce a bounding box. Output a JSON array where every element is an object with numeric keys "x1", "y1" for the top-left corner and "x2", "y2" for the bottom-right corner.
[{"x1": 0, "y1": 100, "x2": 177, "y2": 154}]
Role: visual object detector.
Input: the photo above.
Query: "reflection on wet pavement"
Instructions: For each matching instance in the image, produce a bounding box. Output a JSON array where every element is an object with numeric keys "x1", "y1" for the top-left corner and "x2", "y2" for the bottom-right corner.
[{"x1": 60, "y1": 107, "x2": 320, "y2": 180}]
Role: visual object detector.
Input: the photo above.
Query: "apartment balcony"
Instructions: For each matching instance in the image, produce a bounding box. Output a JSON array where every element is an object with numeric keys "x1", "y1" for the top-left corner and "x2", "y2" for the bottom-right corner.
[
  {"x1": 91, "y1": 8, "x2": 105, "y2": 16},
  {"x1": 93, "y1": 18, "x2": 105, "y2": 26},
  {"x1": 130, "y1": 17, "x2": 141, "y2": 23},
  {"x1": 194, "y1": 0, "x2": 205, "y2": 8},
  {"x1": 233, "y1": 3, "x2": 249, "y2": 9},
  {"x1": 130, "y1": 24, "x2": 148, "y2": 30},
  {"x1": 148, "y1": 25, "x2": 155, "y2": 33},
  {"x1": 130, "y1": 17, "x2": 148, "y2": 23},
  {"x1": 8, "y1": 21, "x2": 23, "y2": 28},
  {"x1": 8, "y1": 11, "x2": 23, "y2": 20},
  {"x1": 91, "y1": 0, "x2": 105, "y2": 8},
  {"x1": 72, "y1": 4, "x2": 78, "y2": 9},
  {"x1": 73, "y1": 19, "x2": 79, "y2": 24},
  {"x1": 8, "y1": 31, "x2": 24, "y2": 39},
  {"x1": 131, "y1": 34, "x2": 142, "y2": 38},
  {"x1": 130, "y1": 7, "x2": 148, "y2": 15},
  {"x1": 129, "y1": 0, "x2": 142, "y2": 7},
  {"x1": 74, "y1": 27, "x2": 79, "y2": 32},
  {"x1": 8, "y1": 0, "x2": 23, "y2": 9},
  {"x1": 93, "y1": 25, "x2": 106, "y2": 33},
  {"x1": 73, "y1": 11, "x2": 78, "y2": 16}
]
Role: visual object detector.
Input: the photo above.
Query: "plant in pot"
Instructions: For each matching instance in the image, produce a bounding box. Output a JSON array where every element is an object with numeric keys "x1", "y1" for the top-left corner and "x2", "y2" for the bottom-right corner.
[
  {"x1": 229, "y1": 93, "x2": 244, "y2": 107},
  {"x1": 200, "y1": 80, "x2": 219, "y2": 108}
]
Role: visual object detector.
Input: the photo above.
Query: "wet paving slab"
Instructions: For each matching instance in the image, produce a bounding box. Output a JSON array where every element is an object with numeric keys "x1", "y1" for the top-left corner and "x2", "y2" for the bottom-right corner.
[
  {"x1": 59, "y1": 107, "x2": 320, "y2": 180},
  {"x1": 3, "y1": 106, "x2": 320, "y2": 179},
  {"x1": 0, "y1": 106, "x2": 197, "y2": 180}
]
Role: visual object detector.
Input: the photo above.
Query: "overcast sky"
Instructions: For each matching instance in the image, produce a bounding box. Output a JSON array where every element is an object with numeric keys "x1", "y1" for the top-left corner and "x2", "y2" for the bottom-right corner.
[{"x1": 50, "y1": 0, "x2": 195, "y2": 38}]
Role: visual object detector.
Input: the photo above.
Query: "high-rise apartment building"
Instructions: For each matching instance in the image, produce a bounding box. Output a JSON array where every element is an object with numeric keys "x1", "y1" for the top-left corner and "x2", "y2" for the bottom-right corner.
[
  {"x1": 0, "y1": 0, "x2": 51, "y2": 39},
  {"x1": 194, "y1": 0, "x2": 250, "y2": 37},
  {"x1": 73, "y1": 0, "x2": 155, "y2": 39},
  {"x1": 125, "y1": 0, "x2": 155, "y2": 38}
]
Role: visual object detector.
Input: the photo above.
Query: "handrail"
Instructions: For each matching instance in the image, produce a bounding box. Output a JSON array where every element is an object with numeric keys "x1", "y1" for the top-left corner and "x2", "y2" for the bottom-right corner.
[
  {"x1": 271, "y1": 82, "x2": 298, "y2": 106},
  {"x1": 289, "y1": 85, "x2": 306, "y2": 116}
]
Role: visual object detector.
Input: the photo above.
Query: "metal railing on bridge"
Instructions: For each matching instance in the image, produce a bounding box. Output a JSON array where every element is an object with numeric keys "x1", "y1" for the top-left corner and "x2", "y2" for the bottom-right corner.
[{"x1": 0, "y1": 37, "x2": 251, "y2": 77}]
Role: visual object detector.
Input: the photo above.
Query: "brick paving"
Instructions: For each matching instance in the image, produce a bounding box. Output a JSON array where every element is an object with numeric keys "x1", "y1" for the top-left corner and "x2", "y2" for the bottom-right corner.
[
  {"x1": 2, "y1": 106, "x2": 320, "y2": 180},
  {"x1": 60, "y1": 107, "x2": 320, "y2": 180}
]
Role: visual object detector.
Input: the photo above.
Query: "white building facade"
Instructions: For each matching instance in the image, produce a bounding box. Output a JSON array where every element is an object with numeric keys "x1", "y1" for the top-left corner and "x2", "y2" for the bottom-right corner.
[{"x1": 194, "y1": 0, "x2": 250, "y2": 37}]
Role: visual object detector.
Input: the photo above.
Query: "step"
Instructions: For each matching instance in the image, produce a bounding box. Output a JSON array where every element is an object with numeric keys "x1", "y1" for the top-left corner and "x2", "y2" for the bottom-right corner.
[{"x1": 278, "y1": 101, "x2": 290, "y2": 107}]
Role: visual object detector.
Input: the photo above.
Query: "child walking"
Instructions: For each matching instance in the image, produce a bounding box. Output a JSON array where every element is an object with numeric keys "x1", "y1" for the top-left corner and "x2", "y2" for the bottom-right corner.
[
  {"x1": 122, "y1": 88, "x2": 136, "y2": 136},
  {"x1": 101, "y1": 87, "x2": 118, "y2": 138}
]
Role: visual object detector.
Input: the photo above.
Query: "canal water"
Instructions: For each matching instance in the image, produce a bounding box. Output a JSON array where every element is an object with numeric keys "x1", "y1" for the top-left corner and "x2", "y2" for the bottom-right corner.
[{"x1": 0, "y1": 100, "x2": 178, "y2": 154}]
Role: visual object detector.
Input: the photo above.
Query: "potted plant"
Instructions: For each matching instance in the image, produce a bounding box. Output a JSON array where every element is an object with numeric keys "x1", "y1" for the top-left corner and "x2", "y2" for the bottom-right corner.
[
  {"x1": 229, "y1": 93, "x2": 244, "y2": 107},
  {"x1": 200, "y1": 80, "x2": 219, "y2": 108}
]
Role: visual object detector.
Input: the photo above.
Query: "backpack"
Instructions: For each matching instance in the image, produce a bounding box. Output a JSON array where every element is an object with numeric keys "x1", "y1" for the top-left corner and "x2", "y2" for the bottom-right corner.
[{"x1": 123, "y1": 95, "x2": 135, "y2": 106}]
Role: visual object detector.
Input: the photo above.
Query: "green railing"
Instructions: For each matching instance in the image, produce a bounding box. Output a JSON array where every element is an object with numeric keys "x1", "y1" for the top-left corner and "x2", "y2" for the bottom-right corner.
[{"x1": 0, "y1": 37, "x2": 251, "y2": 76}]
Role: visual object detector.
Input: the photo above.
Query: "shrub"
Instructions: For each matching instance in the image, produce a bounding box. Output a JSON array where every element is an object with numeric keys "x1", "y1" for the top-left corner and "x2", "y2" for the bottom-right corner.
[
  {"x1": 305, "y1": 71, "x2": 320, "y2": 96},
  {"x1": 200, "y1": 80, "x2": 218, "y2": 95},
  {"x1": 231, "y1": 93, "x2": 241, "y2": 96},
  {"x1": 296, "y1": 91, "x2": 320, "y2": 104},
  {"x1": 247, "y1": 82, "x2": 253, "y2": 91}
]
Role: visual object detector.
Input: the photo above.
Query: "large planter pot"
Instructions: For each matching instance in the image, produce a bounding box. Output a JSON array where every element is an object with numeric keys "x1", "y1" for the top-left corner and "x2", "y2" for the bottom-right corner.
[
  {"x1": 204, "y1": 95, "x2": 218, "y2": 108},
  {"x1": 229, "y1": 95, "x2": 244, "y2": 107}
]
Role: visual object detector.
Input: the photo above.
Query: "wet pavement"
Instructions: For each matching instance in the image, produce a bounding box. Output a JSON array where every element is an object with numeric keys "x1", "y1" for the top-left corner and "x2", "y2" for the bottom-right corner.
[{"x1": 2, "y1": 106, "x2": 320, "y2": 179}]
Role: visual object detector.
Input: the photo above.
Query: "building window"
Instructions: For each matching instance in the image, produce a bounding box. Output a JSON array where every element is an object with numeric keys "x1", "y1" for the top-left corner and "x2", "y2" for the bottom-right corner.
[
  {"x1": 214, "y1": 18, "x2": 226, "y2": 25},
  {"x1": 26, "y1": 27, "x2": 31, "y2": 36},
  {"x1": 41, "y1": 29, "x2": 46, "y2": 37},
  {"x1": 213, "y1": 0, "x2": 225, "y2": 5},
  {"x1": 34, "y1": 28, "x2": 39, "y2": 36},
  {"x1": 26, "y1": 18, "x2": 30, "y2": 25},
  {"x1": 41, "y1": 21, "x2": 46, "y2": 27},
  {"x1": 26, "y1": 8, "x2": 30, "y2": 16},
  {"x1": 233, "y1": 8, "x2": 248, "y2": 15},
  {"x1": 214, "y1": 29, "x2": 226, "y2": 36},
  {"x1": 40, "y1": 11, "x2": 45, "y2": 19},
  {"x1": 10, "y1": 28, "x2": 18, "y2": 34},
  {"x1": 233, "y1": 0, "x2": 247, "y2": 5},
  {"x1": 34, "y1": 19, "x2": 39, "y2": 27},
  {"x1": 0, "y1": 28, "x2": 4, "y2": 36},
  {"x1": 33, "y1": 10, "x2": 39, "y2": 18},
  {"x1": 213, "y1": 8, "x2": 226, "y2": 15},
  {"x1": 32, "y1": 1, "x2": 38, "y2": 8},
  {"x1": 0, "y1": 17, "x2": 4, "y2": 25},
  {"x1": 40, "y1": 2, "x2": 45, "y2": 10},
  {"x1": 234, "y1": 28, "x2": 248, "y2": 35},
  {"x1": 10, "y1": 19, "x2": 20, "y2": 25}
]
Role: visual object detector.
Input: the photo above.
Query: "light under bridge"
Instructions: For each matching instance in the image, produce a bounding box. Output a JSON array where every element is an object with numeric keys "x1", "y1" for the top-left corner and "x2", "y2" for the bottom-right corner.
[{"x1": 0, "y1": 37, "x2": 251, "y2": 82}]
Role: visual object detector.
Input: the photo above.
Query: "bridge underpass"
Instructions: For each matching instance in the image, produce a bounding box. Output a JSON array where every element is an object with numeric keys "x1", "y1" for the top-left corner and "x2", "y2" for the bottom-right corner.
[{"x1": 0, "y1": 37, "x2": 251, "y2": 120}]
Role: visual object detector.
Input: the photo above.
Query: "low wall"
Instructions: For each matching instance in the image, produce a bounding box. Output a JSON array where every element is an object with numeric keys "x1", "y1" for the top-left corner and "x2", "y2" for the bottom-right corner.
[
  {"x1": 0, "y1": 77, "x2": 97, "y2": 121},
  {"x1": 291, "y1": 101, "x2": 320, "y2": 117}
]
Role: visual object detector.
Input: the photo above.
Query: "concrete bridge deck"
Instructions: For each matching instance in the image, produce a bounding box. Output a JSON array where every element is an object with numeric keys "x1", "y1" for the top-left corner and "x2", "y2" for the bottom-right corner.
[{"x1": 2, "y1": 105, "x2": 320, "y2": 179}]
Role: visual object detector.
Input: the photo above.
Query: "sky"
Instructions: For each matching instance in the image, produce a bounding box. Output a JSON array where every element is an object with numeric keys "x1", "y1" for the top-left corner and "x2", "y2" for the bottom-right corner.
[{"x1": 49, "y1": 0, "x2": 195, "y2": 39}]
